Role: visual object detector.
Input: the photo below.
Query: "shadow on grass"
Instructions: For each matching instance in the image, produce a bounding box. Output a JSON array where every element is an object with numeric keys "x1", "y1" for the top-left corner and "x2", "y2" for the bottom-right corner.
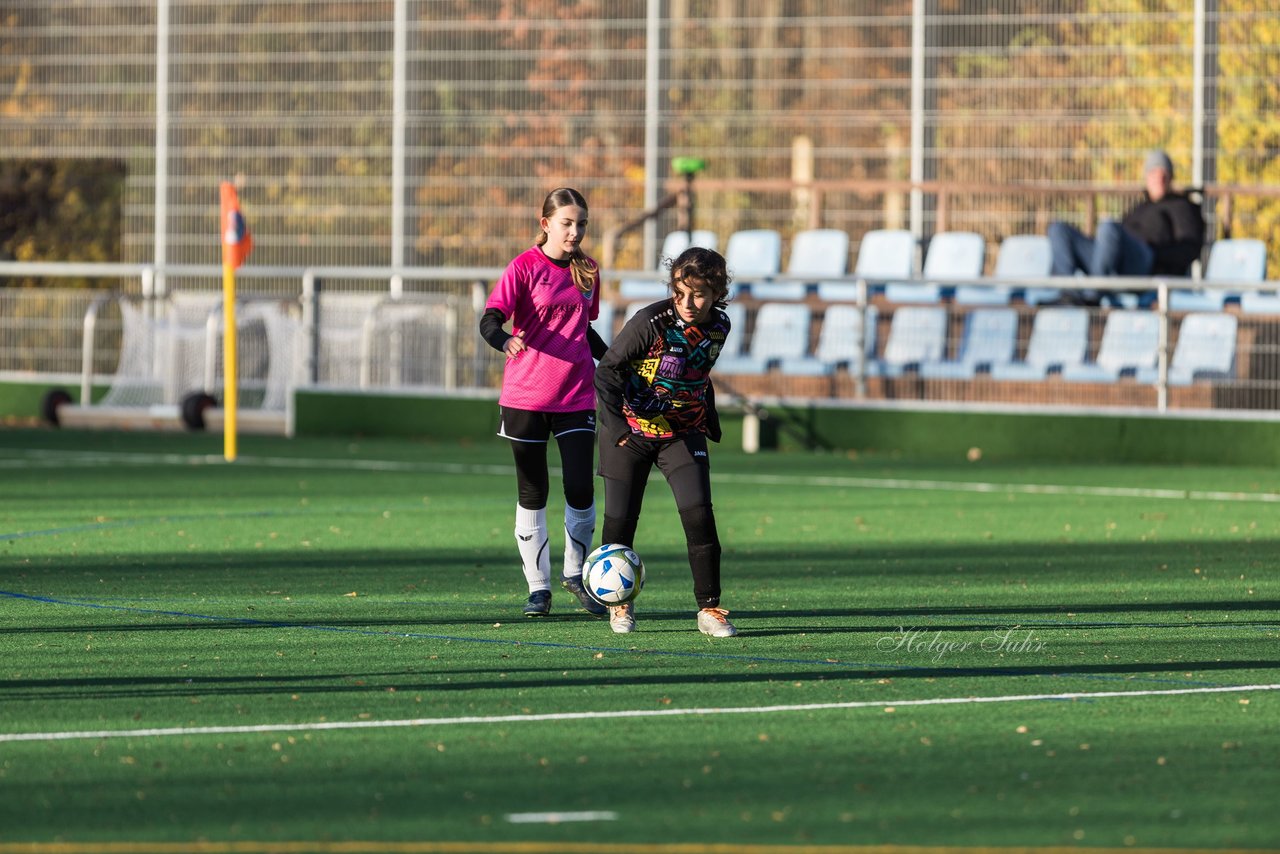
[{"x1": 3, "y1": 655, "x2": 1279, "y2": 703}]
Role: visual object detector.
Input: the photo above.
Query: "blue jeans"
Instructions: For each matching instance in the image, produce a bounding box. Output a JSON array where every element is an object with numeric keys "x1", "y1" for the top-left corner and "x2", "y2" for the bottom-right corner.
[{"x1": 1048, "y1": 220, "x2": 1155, "y2": 305}]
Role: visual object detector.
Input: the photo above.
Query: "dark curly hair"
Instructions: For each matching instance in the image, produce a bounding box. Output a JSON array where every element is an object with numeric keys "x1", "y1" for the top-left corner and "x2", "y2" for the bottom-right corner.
[{"x1": 666, "y1": 246, "x2": 732, "y2": 307}]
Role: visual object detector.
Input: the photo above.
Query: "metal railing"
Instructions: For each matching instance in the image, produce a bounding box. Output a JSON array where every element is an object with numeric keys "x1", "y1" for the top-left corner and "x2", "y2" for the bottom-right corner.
[{"x1": 4, "y1": 262, "x2": 1280, "y2": 419}]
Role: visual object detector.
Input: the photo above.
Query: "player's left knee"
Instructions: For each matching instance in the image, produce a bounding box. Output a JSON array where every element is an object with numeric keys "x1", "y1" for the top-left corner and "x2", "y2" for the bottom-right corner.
[{"x1": 678, "y1": 505, "x2": 720, "y2": 549}]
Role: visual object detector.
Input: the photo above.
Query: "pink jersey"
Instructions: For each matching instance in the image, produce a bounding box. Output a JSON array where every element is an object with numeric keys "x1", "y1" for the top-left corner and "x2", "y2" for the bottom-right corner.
[{"x1": 486, "y1": 246, "x2": 601, "y2": 412}]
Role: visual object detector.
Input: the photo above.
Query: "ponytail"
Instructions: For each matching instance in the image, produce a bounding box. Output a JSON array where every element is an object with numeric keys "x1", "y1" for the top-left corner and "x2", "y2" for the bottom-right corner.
[{"x1": 567, "y1": 251, "x2": 598, "y2": 295}]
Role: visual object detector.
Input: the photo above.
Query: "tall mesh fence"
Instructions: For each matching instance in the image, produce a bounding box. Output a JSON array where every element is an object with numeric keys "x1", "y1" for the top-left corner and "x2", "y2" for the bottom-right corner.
[{"x1": 3, "y1": 1, "x2": 1277, "y2": 275}]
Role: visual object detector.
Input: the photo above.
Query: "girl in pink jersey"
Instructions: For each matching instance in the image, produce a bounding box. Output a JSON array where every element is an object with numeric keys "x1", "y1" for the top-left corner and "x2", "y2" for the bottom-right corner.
[{"x1": 478, "y1": 188, "x2": 610, "y2": 618}]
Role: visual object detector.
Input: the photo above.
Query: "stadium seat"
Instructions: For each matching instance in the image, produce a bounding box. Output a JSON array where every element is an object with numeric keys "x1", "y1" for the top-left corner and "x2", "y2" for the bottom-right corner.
[
  {"x1": 1060, "y1": 309, "x2": 1159, "y2": 383},
  {"x1": 919, "y1": 308, "x2": 1018, "y2": 380},
  {"x1": 715, "y1": 303, "x2": 811, "y2": 374},
  {"x1": 871, "y1": 306, "x2": 947, "y2": 378},
  {"x1": 984, "y1": 234, "x2": 1057, "y2": 305},
  {"x1": 618, "y1": 230, "x2": 718, "y2": 300},
  {"x1": 887, "y1": 231, "x2": 986, "y2": 304},
  {"x1": 956, "y1": 234, "x2": 1052, "y2": 305},
  {"x1": 623, "y1": 301, "x2": 647, "y2": 325},
  {"x1": 724, "y1": 229, "x2": 782, "y2": 297},
  {"x1": 1174, "y1": 238, "x2": 1268, "y2": 312},
  {"x1": 591, "y1": 300, "x2": 616, "y2": 347},
  {"x1": 752, "y1": 228, "x2": 849, "y2": 300},
  {"x1": 718, "y1": 302, "x2": 748, "y2": 361},
  {"x1": 665, "y1": 229, "x2": 719, "y2": 262},
  {"x1": 1240, "y1": 291, "x2": 1280, "y2": 314},
  {"x1": 818, "y1": 228, "x2": 916, "y2": 302},
  {"x1": 990, "y1": 306, "x2": 1089, "y2": 380},
  {"x1": 779, "y1": 304, "x2": 878, "y2": 376},
  {"x1": 1135, "y1": 312, "x2": 1238, "y2": 386}
]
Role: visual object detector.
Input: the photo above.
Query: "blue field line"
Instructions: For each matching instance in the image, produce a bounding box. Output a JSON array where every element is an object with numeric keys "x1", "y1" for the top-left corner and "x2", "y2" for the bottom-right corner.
[
  {"x1": 0, "y1": 589, "x2": 1229, "y2": 688},
  {"x1": 0, "y1": 510, "x2": 285, "y2": 542},
  {"x1": 0, "y1": 502, "x2": 438, "y2": 542}
]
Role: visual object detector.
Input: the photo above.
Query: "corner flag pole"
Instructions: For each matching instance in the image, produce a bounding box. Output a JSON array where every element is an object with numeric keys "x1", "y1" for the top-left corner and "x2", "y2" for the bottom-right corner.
[
  {"x1": 221, "y1": 258, "x2": 238, "y2": 461},
  {"x1": 219, "y1": 181, "x2": 252, "y2": 462}
]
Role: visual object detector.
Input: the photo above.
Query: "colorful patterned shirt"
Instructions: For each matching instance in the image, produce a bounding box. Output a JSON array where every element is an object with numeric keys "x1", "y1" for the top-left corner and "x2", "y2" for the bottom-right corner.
[{"x1": 595, "y1": 300, "x2": 730, "y2": 443}]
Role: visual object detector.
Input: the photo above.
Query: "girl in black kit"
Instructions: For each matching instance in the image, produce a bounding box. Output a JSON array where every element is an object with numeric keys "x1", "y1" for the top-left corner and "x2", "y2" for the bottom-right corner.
[{"x1": 594, "y1": 246, "x2": 738, "y2": 637}]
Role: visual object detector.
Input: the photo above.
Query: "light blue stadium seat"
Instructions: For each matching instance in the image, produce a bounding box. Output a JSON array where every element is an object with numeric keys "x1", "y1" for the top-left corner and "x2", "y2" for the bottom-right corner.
[
  {"x1": 724, "y1": 229, "x2": 782, "y2": 298},
  {"x1": 779, "y1": 304, "x2": 878, "y2": 376},
  {"x1": 753, "y1": 228, "x2": 849, "y2": 300},
  {"x1": 618, "y1": 230, "x2": 718, "y2": 300},
  {"x1": 919, "y1": 308, "x2": 1018, "y2": 380},
  {"x1": 872, "y1": 306, "x2": 948, "y2": 378},
  {"x1": 618, "y1": 277, "x2": 668, "y2": 301},
  {"x1": 1135, "y1": 312, "x2": 1237, "y2": 386},
  {"x1": 957, "y1": 234, "x2": 1052, "y2": 305},
  {"x1": 664, "y1": 229, "x2": 719, "y2": 262},
  {"x1": 1173, "y1": 238, "x2": 1268, "y2": 312},
  {"x1": 623, "y1": 300, "x2": 647, "y2": 325},
  {"x1": 818, "y1": 229, "x2": 916, "y2": 302},
  {"x1": 715, "y1": 303, "x2": 811, "y2": 374},
  {"x1": 718, "y1": 302, "x2": 748, "y2": 361},
  {"x1": 985, "y1": 234, "x2": 1057, "y2": 305},
  {"x1": 1240, "y1": 291, "x2": 1280, "y2": 314},
  {"x1": 887, "y1": 231, "x2": 986, "y2": 304},
  {"x1": 990, "y1": 306, "x2": 1089, "y2": 380},
  {"x1": 1061, "y1": 309, "x2": 1159, "y2": 383},
  {"x1": 591, "y1": 300, "x2": 616, "y2": 347}
]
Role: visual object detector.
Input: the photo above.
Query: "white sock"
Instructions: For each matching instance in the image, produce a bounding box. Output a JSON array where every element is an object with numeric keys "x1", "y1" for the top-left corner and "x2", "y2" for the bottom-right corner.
[
  {"x1": 563, "y1": 502, "x2": 596, "y2": 580},
  {"x1": 514, "y1": 504, "x2": 550, "y2": 593}
]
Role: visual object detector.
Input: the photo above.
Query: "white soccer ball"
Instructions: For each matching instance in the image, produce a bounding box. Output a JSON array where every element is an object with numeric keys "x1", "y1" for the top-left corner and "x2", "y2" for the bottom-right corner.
[{"x1": 583, "y1": 543, "x2": 645, "y2": 606}]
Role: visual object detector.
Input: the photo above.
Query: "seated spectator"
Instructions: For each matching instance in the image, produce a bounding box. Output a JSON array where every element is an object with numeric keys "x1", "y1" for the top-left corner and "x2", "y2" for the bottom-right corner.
[{"x1": 1047, "y1": 150, "x2": 1205, "y2": 306}]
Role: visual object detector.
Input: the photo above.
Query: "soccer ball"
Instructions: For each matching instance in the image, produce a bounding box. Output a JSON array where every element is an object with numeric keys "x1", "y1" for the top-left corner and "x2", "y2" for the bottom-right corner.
[{"x1": 583, "y1": 543, "x2": 645, "y2": 606}]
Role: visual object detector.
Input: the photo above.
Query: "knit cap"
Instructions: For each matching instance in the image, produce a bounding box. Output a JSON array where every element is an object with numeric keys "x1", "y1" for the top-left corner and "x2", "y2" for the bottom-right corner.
[{"x1": 1144, "y1": 149, "x2": 1173, "y2": 177}]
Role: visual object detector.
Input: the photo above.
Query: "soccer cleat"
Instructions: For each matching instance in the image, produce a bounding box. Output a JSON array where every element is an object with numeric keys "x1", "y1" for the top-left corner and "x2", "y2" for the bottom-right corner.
[
  {"x1": 696, "y1": 607, "x2": 738, "y2": 637},
  {"x1": 523, "y1": 589, "x2": 552, "y2": 617},
  {"x1": 561, "y1": 575, "x2": 607, "y2": 616},
  {"x1": 608, "y1": 602, "x2": 636, "y2": 634}
]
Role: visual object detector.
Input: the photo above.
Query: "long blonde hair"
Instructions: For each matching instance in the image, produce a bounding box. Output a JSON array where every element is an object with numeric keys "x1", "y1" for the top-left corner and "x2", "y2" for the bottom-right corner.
[{"x1": 536, "y1": 187, "x2": 597, "y2": 294}]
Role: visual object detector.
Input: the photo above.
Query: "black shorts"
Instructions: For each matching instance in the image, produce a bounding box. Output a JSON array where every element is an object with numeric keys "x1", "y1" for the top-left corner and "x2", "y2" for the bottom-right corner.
[
  {"x1": 597, "y1": 431, "x2": 710, "y2": 482},
  {"x1": 498, "y1": 406, "x2": 596, "y2": 443}
]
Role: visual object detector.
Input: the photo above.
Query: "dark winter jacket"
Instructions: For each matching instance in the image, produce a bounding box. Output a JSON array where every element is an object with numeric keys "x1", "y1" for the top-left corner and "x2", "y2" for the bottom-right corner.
[{"x1": 1121, "y1": 191, "x2": 1206, "y2": 276}]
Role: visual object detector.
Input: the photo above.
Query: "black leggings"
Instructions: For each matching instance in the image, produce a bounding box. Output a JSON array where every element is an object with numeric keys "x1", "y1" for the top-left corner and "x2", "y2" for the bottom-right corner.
[
  {"x1": 599, "y1": 434, "x2": 722, "y2": 609},
  {"x1": 511, "y1": 430, "x2": 595, "y2": 511}
]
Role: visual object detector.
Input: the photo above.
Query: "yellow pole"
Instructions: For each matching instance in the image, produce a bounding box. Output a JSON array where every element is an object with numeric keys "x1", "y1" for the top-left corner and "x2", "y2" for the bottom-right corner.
[{"x1": 221, "y1": 260, "x2": 238, "y2": 462}]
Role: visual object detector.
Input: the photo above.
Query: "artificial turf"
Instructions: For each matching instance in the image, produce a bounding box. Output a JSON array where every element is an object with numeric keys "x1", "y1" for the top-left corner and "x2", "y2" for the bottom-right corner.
[{"x1": 0, "y1": 427, "x2": 1276, "y2": 851}]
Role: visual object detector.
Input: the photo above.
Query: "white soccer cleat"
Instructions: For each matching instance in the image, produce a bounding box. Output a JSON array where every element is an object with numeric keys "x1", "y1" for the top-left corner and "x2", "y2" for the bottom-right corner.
[
  {"x1": 608, "y1": 602, "x2": 636, "y2": 634},
  {"x1": 696, "y1": 607, "x2": 738, "y2": 637}
]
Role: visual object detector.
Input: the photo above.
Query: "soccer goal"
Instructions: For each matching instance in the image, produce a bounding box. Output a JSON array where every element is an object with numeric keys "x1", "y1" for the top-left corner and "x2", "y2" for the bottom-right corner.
[{"x1": 51, "y1": 293, "x2": 302, "y2": 434}]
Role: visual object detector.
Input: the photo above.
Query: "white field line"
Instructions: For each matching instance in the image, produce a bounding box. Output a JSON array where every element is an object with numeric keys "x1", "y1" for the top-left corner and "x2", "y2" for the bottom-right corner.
[
  {"x1": 2, "y1": 683, "x2": 1275, "y2": 744},
  {"x1": 504, "y1": 811, "x2": 618, "y2": 824},
  {"x1": 4, "y1": 448, "x2": 1280, "y2": 504}
]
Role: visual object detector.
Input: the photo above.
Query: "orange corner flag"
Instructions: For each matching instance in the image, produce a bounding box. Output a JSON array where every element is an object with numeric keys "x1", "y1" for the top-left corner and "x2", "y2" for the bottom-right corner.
[{"x1": 220, "y1": 181, "x2": 253, "y2": 269}]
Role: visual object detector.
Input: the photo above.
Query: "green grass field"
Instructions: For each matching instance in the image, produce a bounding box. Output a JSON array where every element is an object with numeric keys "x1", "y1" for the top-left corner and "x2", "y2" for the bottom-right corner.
[{"x1": 1, "y1": 427, "x2": 1277, "y2": 853}]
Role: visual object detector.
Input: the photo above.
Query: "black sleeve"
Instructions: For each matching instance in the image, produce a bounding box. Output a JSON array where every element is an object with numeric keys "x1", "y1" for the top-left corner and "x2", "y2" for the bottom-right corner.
[
  {"x1": 1156, "y1": 197, "x2": 1207, "y2": 274},
  {"x1": 595, "y1": 312, "x2": 653, "y2": 447},
  {"x1": 587, "y1": 325, "x2": 609, "y2": 361},
  {"x1": 705, "y1": 378, "x2": 723, "y2": 443},
  {"x1": 478, "y1": 307, "x2": 511, "y2": 353}
]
